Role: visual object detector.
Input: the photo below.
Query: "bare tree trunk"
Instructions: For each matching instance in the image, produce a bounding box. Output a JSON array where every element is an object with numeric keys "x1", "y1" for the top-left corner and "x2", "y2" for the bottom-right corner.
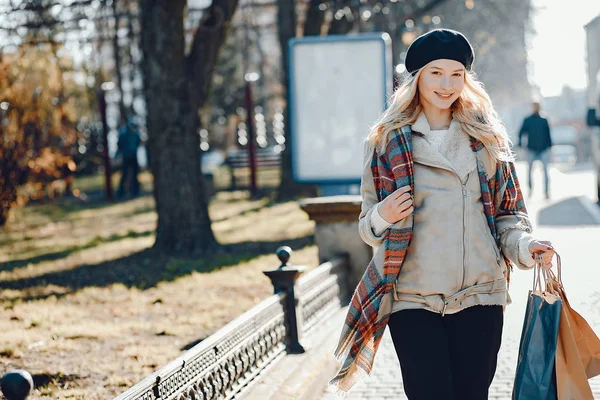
[
  {"x1": 303, "y1": 0, "x2": 326, "y2": 36},
  {"x1": 246, "y1": 10, "x2": 267, "y2": 111},
  {"x1": 0, "y1": 149, "x2": 25, "y2": 227},
  {"x1": 372, "y1": 7, "x2": 386, "y2": 32},
  {"x1": 140, "y1": 0, "x2": 238, "y2": 253},
  {"x1": 277, "y1": 0, "x2": 314, "y2": 200},
  {"x1": 111, "y1": 0, "x2": 127, "y2": 123},
  {"x1": 53, "y1": 42, "x2": 76, "y2": 196},
  {"x1": 124, "y1": 0, "x2": 138, "y2": 116}
]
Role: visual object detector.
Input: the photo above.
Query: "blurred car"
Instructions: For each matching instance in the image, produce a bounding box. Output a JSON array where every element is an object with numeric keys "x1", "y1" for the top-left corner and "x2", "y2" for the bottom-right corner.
[
  {"x1": 550, "y1": 144, "x2": 577, "y2": 164},
  {"x1": 550, "y1": 125, "x2": 578, "y2": 146}
]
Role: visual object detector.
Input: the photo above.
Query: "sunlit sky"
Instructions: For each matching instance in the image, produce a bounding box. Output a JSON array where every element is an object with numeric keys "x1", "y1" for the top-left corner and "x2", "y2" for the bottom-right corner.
[{"x1": 529, "y1": 0, "x2": 600, "y2": 98}]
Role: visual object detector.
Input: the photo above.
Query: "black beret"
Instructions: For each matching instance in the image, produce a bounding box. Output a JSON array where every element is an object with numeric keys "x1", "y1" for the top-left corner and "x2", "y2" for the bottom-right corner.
[{"x1": 405, "y1": 29, "x2": 474, "y2": 74}]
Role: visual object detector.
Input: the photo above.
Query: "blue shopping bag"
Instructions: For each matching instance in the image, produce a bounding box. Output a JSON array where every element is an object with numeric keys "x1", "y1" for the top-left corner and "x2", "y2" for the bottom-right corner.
[{"x1": 513, "y1": 264, "x2": 562, "y2": 400}]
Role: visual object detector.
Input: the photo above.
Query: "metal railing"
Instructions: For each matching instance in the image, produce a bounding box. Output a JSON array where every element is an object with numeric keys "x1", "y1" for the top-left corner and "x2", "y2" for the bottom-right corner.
[
  {"x1": 114, "y1": 248, "x2": 350, "y2": 400},
  {"x1": 296, "y1": 256, "x2": 351, "y2": 336}
]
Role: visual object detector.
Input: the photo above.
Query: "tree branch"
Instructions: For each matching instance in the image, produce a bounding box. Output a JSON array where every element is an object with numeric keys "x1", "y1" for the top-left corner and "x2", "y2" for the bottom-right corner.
[
  {"x1": 401, "y1": 0, "x2": 449, "y2": 21},
  {"x1": 303, "y1": 0, "x2": 326, "y2": 36},
  {"x1": 327, "y1": 0, "x2": 357, "y2": 35},
  {"x1": 186, "y1": 0, "x2": 239, "y2": 109}
]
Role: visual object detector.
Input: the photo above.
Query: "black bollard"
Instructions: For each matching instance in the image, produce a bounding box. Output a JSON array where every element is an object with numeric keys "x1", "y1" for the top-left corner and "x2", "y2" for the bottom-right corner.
[
  {"x1": 1, "y1": 370, "x2": 33, "y2": 400},
  {"x1": 263, "y1": 246, "x2": 306, "y2": 354}
]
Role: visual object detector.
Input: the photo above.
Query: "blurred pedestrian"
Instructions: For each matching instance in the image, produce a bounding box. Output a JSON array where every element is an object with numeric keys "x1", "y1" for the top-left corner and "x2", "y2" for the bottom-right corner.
[
  {"x1": 116, "y1": 119, "x2": 141, "y2": 199},
  {"x1": 518, "y1": 102, "x2": 553, "y2": 199},
  {"x1": 330, "y1": 29, "x2": 557, "y2": 399}
]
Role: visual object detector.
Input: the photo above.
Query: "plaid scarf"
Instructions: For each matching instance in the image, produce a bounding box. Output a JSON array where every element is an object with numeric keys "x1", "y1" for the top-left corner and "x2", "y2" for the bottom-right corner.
[{"x1": 330, "y1": 126, "x2": 530, "y2": 393}]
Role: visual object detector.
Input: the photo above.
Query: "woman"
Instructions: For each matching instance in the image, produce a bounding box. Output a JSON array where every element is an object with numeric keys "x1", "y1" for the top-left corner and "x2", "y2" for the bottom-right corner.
[{"x1": 330, "y1": 29, "x2": 556, "y2": 399}]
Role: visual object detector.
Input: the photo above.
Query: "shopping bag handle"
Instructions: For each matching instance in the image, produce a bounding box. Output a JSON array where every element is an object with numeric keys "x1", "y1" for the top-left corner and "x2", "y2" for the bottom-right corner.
[
  {"x1": 532, "y1": 252, "x2": 562, "y2": 293},
  {"x1": 550, "y1": 252, "x2": 562, "y2": 284}
]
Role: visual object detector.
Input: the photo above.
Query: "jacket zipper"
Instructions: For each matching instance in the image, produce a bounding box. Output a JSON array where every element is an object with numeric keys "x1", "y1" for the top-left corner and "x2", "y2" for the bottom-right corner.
[
  {"x1": 461, "y1": 179, "x2": 468, "y2": 289},
  {"x1": 415, "y1": 159, "x2": 470, "y2": 291}
]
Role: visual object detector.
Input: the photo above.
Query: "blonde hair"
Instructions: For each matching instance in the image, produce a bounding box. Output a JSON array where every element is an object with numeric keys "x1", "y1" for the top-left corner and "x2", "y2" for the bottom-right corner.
[{"x1": 366, "y1": 67, "x2": 513, "y2": 163}]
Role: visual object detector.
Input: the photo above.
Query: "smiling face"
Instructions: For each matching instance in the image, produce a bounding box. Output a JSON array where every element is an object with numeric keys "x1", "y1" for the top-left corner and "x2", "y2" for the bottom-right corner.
[{"x1": 417, "y1": 59, "x2": 466, "y2": 111}]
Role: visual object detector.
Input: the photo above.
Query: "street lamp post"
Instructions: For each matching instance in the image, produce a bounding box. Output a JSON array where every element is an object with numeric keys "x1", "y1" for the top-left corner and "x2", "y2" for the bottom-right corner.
[
  {"x1": 245, "y1": 72, "x2": 260, "y2": 197},
  {"x1": 97, "y1": 81, "x2": 115, "y2": 201}
]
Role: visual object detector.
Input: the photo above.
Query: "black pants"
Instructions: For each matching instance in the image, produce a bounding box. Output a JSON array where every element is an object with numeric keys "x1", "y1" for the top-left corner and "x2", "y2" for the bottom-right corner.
[
  {"x1": 388, "y1": 305, "x2": 503, "y2": 400},
  {"x1": 118, "y1": 156, "x2": 140, "y2": 198}
]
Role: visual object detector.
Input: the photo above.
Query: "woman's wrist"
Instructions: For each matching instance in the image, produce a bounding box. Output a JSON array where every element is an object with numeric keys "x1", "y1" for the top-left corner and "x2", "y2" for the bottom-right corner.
[
  {"x1": 518, "y1": 234, "x2": 536, "y2": 267},
  {"x1": 370, "y1": 203, "x2": 393, "y2": 235}
]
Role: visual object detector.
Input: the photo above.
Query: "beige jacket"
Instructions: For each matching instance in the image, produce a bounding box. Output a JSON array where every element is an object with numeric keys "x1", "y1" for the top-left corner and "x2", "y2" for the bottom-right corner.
[{"x1": 358, "y1": 113, "x2": 535, "y2": 315}]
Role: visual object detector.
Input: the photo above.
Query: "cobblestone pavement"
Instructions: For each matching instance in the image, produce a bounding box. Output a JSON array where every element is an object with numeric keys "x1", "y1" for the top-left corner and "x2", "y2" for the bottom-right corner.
[{"x1": 321, "y1": 162, "x2": 600, "y2": 399}]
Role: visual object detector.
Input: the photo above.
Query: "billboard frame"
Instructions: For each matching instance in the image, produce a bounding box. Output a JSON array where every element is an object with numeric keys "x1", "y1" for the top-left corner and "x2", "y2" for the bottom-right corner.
[{"x1": 287, "y1": 33, "x2": 392, "y2": 185}]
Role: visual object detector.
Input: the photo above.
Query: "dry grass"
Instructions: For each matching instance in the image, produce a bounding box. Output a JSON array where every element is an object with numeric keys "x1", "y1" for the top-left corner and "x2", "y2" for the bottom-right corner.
[{"x1": 0, "y1": 177, "x2": 318, "y2": 399}]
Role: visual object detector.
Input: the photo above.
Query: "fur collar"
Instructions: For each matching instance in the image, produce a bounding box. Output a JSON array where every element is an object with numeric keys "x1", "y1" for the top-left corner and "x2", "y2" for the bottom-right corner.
[{"x1": 410, "y1": 112, "x2": 478, "y2": 182}]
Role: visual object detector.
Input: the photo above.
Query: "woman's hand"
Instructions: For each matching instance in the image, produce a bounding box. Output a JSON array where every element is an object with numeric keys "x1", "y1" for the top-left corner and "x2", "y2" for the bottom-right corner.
[
  {"x1": 528, "y1": 240, "x2": 555, "y2": 270},
  {"x1": 379, "y1": 185, "x2": 414, "y2": 224}
]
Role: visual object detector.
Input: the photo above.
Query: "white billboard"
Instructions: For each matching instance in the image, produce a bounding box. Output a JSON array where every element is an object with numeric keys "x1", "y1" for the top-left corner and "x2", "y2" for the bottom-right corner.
[{"x1": 288, "y1": 33, "x2": 393, "y2": 184}]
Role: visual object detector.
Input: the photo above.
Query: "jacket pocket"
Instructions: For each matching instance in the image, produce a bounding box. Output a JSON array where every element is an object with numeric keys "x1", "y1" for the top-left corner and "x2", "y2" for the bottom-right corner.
[{"x1": 482, "y1": 211, "x2": 503, "y2": 268}]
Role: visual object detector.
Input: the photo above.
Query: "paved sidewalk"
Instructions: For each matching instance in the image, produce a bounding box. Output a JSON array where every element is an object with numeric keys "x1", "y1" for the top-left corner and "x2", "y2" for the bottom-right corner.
[{"x1": 321, "y1": 162, "x2": 600, "y2": 399}]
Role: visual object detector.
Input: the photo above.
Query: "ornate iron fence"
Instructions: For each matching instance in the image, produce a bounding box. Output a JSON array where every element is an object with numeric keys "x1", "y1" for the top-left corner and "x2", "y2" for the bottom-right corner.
[
  {"x1": 296, "y1": 255, "x2": 351, "y2": 336},
  {"x1": 114, "y1": 248, "x2": 351, "y2": 400}
]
